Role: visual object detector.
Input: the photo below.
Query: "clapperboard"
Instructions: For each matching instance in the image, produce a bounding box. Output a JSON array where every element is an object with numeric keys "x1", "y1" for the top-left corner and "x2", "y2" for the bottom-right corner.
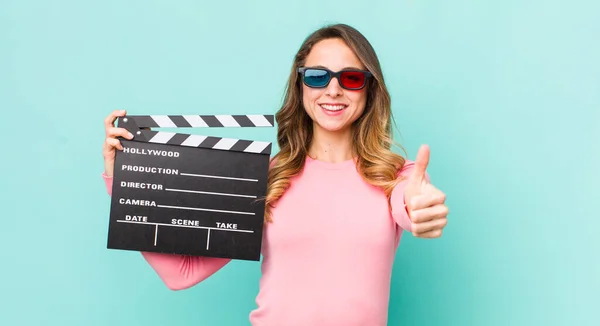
[{"x1": 106, "y1": 114, "x2": 274, "y2": 261}]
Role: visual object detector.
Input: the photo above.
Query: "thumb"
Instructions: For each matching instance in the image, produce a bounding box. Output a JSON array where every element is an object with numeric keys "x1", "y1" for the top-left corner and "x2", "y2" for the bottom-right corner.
[{"x1": 410, "y1": 144, "x2": 430, "y2": 184}]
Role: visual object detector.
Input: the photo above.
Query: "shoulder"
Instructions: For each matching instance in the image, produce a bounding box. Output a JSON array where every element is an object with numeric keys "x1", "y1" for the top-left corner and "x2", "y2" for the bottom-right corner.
[
  {"x1": 268, "y1": 154, "x2": 279, "y2": 170},
  {"x1": 395, "y1": 159, "x2": 430, "y2": 182},
  {"x1": 396, "y1": 159, "x2": 416, "y2": 178},
  {"x1": 269, "y1": 155, "x2": 278, "y2": 165}
]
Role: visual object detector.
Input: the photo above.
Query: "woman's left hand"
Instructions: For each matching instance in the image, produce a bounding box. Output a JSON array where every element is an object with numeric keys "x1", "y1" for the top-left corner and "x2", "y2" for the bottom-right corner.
[{"x1": 403, "y1": 145, "x2": 449, "y2": 238}]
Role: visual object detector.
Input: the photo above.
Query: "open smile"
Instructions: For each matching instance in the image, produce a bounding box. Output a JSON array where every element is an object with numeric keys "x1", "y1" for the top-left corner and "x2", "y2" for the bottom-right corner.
[{"x1": 319, "y1": 103, "x2": 348, "y2": 112}]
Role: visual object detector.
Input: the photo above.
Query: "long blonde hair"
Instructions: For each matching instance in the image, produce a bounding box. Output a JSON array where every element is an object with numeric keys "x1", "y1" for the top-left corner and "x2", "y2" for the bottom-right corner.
[{"x1": 264, "y1": 23, "x2": 406, "y2": 222}]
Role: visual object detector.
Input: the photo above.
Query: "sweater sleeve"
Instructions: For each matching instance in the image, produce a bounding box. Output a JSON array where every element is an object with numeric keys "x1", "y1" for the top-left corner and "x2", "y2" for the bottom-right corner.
[
  {"x1": 102, "y1": 172, "x2": 232, "y2": 290},
  {"x1": 389, "y1": 160, "x2": 430, "y2": 233}
]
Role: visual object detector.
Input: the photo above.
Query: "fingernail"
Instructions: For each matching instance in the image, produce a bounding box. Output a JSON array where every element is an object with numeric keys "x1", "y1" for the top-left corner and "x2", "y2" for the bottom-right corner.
[{"x1": 128, "y1": 132, "x2": 134, "y2": 139}]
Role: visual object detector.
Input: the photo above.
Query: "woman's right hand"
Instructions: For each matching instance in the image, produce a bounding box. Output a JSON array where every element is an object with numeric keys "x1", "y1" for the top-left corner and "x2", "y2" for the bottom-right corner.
[{"x1": 103, "y1": 109, "x2": 134, "y2": 177}]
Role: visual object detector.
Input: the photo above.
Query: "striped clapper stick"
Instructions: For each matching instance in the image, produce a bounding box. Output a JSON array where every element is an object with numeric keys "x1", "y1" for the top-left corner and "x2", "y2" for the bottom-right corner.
[{"x1": 106, "y1": 114, "x2": 274, "y2": 261}]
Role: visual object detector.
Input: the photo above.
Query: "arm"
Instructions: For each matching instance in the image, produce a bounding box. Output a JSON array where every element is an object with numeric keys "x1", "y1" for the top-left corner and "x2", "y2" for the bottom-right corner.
[
  {"x1": 102, "y1": 173, "x2": 231, "y2": 290},
  {"x1": 389, "y1": 160, "x2": 430, "y2": 233}
]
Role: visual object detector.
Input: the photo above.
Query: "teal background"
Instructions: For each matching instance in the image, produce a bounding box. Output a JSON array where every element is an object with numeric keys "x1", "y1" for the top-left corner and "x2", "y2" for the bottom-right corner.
[{"x1": 1, "y1": 0, "x2": 598, "y2": 325}]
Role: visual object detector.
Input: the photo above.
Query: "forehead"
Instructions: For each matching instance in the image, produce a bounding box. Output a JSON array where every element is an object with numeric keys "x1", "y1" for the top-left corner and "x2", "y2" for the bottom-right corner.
[{"x1": 304, "y1": 38, "x2": 365, "y2": 70}]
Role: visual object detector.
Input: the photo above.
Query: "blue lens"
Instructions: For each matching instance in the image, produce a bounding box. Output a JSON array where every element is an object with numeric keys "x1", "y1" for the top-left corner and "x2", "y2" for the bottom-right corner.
[{"x1": 303, "y1": 69, "x2": 330, "y2": 87}]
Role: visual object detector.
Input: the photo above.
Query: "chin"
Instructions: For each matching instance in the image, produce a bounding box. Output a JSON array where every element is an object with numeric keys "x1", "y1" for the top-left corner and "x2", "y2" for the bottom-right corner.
[
  {"x1": 312, "y1": 117, "x2": 353, "y2": 133},
  {"x1": 316, "y1": 124, "x2": 347, "y2": 133}
]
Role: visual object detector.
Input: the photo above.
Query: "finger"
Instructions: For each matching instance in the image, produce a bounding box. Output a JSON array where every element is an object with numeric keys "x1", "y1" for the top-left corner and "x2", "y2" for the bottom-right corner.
[
  {"x1": 413, "y1": 229, "x2": 443, "y2": 239},
  {"x1": 105, "y1": 137, "x2": 123, "y2": 151},
  {"x1": 409, "y1": 144, "x2": 430, "y2": 184},
  {"x1": 411, "y1": 215, "x2": 447, "y2": 234},
  {"x1": 104, "y1": 109, "x2": 127, "y2": 131},
  {"x1": 409, "y1": 187, "x2": 446, "y2": 210},
  {"x1": 106, "y1": 127, "x2": 134, "y2": 140},
  {"x1": 409, "y1": 204, "x2": 448, "y2": 223}
]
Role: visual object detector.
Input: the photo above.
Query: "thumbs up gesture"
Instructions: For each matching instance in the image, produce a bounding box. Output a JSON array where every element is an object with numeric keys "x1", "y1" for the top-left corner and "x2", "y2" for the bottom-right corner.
[{"x1": 404, "y1": 145, "x2": 449, "y2": 238}]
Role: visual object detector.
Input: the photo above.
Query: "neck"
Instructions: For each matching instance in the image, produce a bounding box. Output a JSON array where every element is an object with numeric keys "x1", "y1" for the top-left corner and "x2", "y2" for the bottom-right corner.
[{"x1": 308, "y1": 124, "x2": 355, "y2": 163}]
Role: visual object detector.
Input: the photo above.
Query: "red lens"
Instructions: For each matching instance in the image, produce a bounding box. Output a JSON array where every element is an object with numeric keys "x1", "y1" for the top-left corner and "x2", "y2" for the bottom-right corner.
[{"x1": 340, "y1": 71, "x2": 366, "y2": 89}]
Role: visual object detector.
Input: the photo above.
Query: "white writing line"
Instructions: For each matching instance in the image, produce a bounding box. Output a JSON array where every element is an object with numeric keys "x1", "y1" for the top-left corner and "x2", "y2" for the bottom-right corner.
[
  {"x1": 154, "y1": 225, "x2": 158, "y2": 246},
  {"x1": 157, "y1": 204, "x2": 254, "y2": 215},
  {"x1": 116, "y1": 220, "x2": 254, "y2": 233},
  {"x1": 118, "y1": 199, "x2": 255, "y2": 215},
  {"x1": 165, "y1": 188, "x2": 257, "y2": 199},
  {"x1": 207, "y1": 229, "x2": 210, "y2": 250},
  {"x1": 180, "y1": 172, "x2": 257, "y2": 182}
]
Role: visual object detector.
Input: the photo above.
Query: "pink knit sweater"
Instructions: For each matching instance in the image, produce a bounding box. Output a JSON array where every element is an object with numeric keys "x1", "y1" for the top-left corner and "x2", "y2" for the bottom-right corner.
[{"x1": 103, "y1": 156, "x2": 422, "y2": 325}]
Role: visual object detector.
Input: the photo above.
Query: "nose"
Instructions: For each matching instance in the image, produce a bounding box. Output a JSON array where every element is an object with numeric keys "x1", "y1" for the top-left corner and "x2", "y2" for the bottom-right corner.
[{"x1": 325, "y1": 76, "x2": 342, "y2": 97}]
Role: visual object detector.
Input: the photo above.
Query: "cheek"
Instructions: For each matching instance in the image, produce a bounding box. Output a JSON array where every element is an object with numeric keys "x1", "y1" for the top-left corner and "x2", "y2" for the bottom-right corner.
[
  {"x1": 349, "y1": 90, "x2": 368, "y2": 112},
  {"x1": 354, "y1": 89, "x2": 368, "y2": 102},
  {"x1": 302, "y1": 86, "x2": 322, "y2": 109}
]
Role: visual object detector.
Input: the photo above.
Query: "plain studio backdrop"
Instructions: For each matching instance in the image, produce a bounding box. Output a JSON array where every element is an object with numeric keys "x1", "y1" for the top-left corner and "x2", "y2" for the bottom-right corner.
[{"x1": 0, "y1": 1, "x2": 598, "y2": 325}]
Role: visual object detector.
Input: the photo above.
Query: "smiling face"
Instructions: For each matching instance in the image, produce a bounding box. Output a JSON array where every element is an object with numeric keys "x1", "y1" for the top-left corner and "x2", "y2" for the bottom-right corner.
[{"x1": 301, "y1": 38, "x2": 368, "y2": 134}]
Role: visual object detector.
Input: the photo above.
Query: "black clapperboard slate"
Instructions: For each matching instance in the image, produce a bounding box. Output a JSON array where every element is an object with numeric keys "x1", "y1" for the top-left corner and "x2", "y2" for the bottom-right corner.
[{"x1": 106, "y1": 114, "x2": 274, "y2": 261}]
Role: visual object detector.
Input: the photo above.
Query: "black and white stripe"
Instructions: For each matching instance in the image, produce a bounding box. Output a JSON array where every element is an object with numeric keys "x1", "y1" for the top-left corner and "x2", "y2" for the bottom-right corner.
[
  {"x1": 137, "y1": 130, "x2": 272, "y2": 154},
  {"x1": 125, "y1": 114, "x2": 274, "y2": 128}
]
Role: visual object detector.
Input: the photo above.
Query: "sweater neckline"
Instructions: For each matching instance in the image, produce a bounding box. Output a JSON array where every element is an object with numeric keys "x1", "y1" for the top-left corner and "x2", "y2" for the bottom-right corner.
[{"x1": 305, "y1": 155, "x2": 357, "y2": 170}]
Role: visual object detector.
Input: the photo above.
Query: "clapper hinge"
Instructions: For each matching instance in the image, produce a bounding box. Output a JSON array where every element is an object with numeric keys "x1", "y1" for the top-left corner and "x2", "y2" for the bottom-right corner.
[{"x1": 116, "y1": 116, "x2": 150, "y2": 142}]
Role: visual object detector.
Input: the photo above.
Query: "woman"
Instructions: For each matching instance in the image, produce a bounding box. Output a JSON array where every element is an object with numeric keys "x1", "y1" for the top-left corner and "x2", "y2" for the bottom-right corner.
[{"x1": 101, "y1": 23, "x2": 448, "y2": 326}]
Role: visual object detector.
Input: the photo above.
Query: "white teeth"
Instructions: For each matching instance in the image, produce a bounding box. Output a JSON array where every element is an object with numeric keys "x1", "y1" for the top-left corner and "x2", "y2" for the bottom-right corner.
[{"x1": 320, "y1": 104, "x2": 346, "y2": 111}]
